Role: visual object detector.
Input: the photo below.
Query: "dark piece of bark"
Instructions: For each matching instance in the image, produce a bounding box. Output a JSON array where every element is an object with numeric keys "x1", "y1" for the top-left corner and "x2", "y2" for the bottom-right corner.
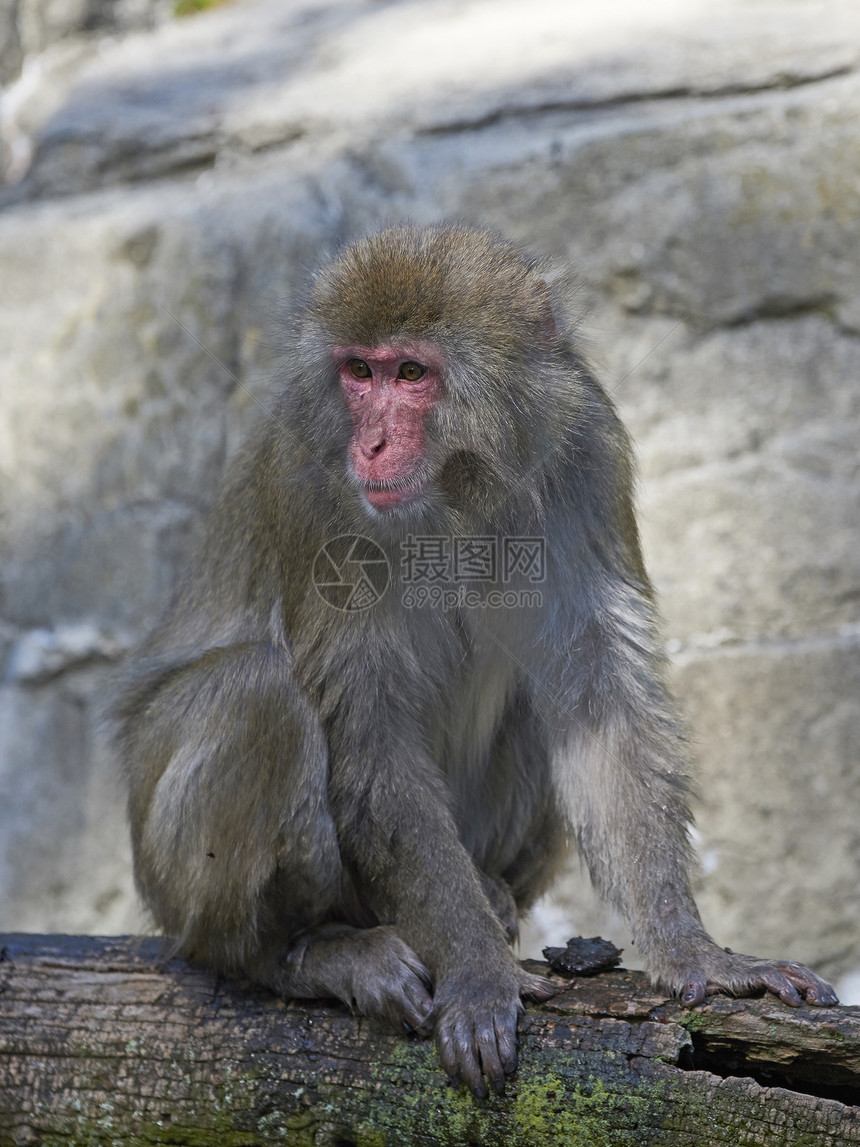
[
  {"x1": 0, "y1": 934, "x2": 858, "y2": 1146},
  {"x1": 542, "y1": 935, "x2": 623, "y2": 976}
]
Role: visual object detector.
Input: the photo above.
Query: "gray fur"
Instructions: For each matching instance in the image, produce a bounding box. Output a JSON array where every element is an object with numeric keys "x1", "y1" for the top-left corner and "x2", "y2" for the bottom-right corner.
[{"x1": 111, "y1": 225, "x2": 836, "y2": 1099}]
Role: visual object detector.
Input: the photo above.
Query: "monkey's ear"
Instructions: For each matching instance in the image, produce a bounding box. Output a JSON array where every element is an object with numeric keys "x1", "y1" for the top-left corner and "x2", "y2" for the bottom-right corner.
[{"x1": 530, "y1": 279, "x2": 558, "y2": 344}]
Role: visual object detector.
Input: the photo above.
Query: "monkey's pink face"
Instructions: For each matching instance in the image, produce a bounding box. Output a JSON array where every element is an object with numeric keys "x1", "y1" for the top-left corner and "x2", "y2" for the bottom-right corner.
[{"x1": 335, "y1": 343, "x2": 443, "y2": 512}]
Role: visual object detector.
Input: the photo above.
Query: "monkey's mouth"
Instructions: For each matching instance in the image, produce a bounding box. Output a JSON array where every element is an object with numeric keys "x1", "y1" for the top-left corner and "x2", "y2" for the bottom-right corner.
[{"x1": 361, "y1": 480, "x2": 425, "y2": 512}]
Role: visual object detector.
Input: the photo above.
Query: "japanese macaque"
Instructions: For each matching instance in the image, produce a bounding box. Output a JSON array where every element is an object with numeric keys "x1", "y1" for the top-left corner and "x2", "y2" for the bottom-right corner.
[{"x1": 112, "y1": 224, "x2": 837, "y2": 1098}]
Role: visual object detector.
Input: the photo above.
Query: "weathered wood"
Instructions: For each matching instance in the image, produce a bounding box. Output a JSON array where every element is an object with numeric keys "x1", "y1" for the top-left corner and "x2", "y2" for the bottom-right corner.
[{"x1": 0, "y1": 934, "x2": 857, "y2": 1146}]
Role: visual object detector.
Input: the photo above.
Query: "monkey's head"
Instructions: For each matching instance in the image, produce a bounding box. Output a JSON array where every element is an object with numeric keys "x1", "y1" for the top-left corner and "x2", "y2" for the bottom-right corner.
[{"x1": 295, "y1": 225, "x2": 575, "y2": 521}]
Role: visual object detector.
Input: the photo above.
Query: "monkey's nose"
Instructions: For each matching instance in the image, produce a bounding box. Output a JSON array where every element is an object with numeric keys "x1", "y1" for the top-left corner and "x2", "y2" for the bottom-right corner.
[{"x1": 361, "y1": 436, "x2": 386, "y2": 459}]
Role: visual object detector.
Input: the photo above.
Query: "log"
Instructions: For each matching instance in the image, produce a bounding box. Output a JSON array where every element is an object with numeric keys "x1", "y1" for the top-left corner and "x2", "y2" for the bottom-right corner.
[{"x1": 0, "y1": 934, "x2": 858, "y2": 1146}]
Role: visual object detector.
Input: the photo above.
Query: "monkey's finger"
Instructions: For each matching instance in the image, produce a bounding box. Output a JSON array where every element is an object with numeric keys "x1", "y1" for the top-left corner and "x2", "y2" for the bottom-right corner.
[
  {"x1": 474, "y1": 1009, "x2": 516, "y2": 1096},
  {"x1": 403, "y1": 951, "x2": 433, "y2": 990},
  {"x1": 474, "y1": 1036, "x2": 509, "y2": 1096},
  {"x1": 417, "y1": 1008, "x2": 436, "y2": 1037},
  {"x1": 403, "y1": 1000, "x2": 434, "y2": 1034},
  {"x1": 463, "y1": 1064, "x2": 489, "y2": 1099},
  {"x1": 777, "y1": 964, "x2": 838, "y2": 1007},
  {"x1": 805, "y1": 983, "x2": 839, "y2": 1007},
  {"x1": 437, "y1": 1020, "x2": 468, "y2": 1090},
  {"x1": 755, "y1": 968, "x2": 803, "y2": 1008},
  {"x1": 437, "y1": 1033, "x2": 456, "y2": 1081},
  {"x1": 402, "y1": 988, "x2": 434, "y2": 1035},
  {"x1": 494, "y1": 1012, "x2": 519, "y2": 1077},
  {"x1": 458, "y1": 1044, "x2": 489, "y2": 1101},
  {"x1": 438, "y1": 1017, "x2": 488, "y2": 1100},
  {"x1": 680, "y1": 978, "x2": 707, "y2": 1007},
  {"x1": 520, "y1": 973, "x2": 556, "y2": 1002}
]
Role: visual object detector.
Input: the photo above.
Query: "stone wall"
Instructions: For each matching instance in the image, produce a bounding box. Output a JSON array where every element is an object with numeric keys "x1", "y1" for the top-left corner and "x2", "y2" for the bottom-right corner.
[
  {"x1": 1, "y1": 0, "x2": 858, "y2": 1000},
  {"x1": 0, "y1": 0, "x2": 168, "y2": 86}
]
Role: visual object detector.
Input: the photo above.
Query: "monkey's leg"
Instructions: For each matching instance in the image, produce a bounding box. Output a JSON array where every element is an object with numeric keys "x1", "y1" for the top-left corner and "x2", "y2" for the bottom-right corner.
[
  {"x1": 478, "y1": 873, "x2": 519, "y2": 943},
  {"x1": 119, "y1": 643, "x2": 342, "y2": 971},
  {"x1": 250, "y1": 923, "x2": 434, "y2": 1034},
  {"x1": 549, "y1": 596, "x2": 837, "y2": 1009},
  {"x1": 121, "y1": 644, "x2": 439, "y2": 1033},
  {"x1": 476, "y1": 699, "x2": 569, "y2": 945}
]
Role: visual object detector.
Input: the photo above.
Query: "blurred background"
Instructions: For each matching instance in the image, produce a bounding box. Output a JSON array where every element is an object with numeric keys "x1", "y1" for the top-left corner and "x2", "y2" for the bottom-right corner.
[{"x1": 1, "y1": 0, "x2": 858, "y2": 1001}]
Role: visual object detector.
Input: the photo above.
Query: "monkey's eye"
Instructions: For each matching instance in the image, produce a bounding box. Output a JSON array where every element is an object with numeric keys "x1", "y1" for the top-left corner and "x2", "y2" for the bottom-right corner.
[
  {"x1": 398, "y1": 361, "x2": 426, "y2": 382},
  {"x1": 349, "y1": 359, "x2": 371, "y2": 379}
]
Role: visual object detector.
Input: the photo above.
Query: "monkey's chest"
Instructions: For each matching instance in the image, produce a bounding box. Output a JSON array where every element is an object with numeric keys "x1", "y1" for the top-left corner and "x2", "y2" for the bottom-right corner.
[{"x1": 434, "y1": 649, "x2": 516, "y2": 802}]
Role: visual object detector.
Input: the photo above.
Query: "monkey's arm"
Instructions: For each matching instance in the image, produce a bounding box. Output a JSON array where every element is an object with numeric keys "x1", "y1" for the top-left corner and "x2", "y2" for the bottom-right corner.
[
  {"x1": 544, "y1": 575, "x2": 837, "y2": 1009},
  {"x1": 533, "y1": 380, "x2": 837, "y2": 1009},
  {"x1": 320, "y1": 635, "x2": 551, "y2": 1097}
]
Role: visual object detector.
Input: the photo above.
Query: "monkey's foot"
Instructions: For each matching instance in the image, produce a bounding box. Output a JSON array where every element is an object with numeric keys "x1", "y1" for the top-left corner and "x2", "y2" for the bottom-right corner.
[
  {"x1": 346, "y1": 927, "x2": 435, "y2": 1033},
  {"x1": 434, "y1": 966, "x2": 554, "y2": 1099},
  {"x1": 277, "y1": 924, "x2": 434, "y2": 1034},
  {"x1": 673, "y1": 948, "x2": 838, "y2": 1009}
]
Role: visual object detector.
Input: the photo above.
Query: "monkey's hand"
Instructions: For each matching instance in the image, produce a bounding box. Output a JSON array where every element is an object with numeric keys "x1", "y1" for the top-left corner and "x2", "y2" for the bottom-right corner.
[
  {"x1": 667, "y1": 944, "x2": 838, "y2": 1009},
  {"x1": 433, "y1": 962, "x2": 555, "y2": 1099}
]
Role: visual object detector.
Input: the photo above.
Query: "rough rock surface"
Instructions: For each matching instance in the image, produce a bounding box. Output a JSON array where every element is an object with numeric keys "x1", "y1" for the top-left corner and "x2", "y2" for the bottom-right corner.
[
  {"x1": 1, "y1": 1, "x2": 169, "y2": 76},
  {"x1": 0, "y1": 0, "x2": 858, "y2": 999}
]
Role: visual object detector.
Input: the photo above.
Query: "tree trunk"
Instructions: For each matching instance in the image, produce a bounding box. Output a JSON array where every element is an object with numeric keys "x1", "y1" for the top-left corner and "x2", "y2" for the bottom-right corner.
[{"x1": 0, "y1": 934, "x2": 858, "y2": 1145}]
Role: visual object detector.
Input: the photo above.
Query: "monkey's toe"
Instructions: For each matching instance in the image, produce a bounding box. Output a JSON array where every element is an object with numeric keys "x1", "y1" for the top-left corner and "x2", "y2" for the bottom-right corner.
[
  {"x1": 335, "y1": 926, "x2": 434, "y2": 1033},
  {"x1": 364, "y1": 969, "x2": 434, "y2": 1034}
]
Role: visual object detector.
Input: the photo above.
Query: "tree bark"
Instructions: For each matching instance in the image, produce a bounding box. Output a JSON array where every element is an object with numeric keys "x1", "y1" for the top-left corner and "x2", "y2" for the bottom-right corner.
[{"x1": 0, "y1": 934, "x2": 857, "y2": 1146}]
